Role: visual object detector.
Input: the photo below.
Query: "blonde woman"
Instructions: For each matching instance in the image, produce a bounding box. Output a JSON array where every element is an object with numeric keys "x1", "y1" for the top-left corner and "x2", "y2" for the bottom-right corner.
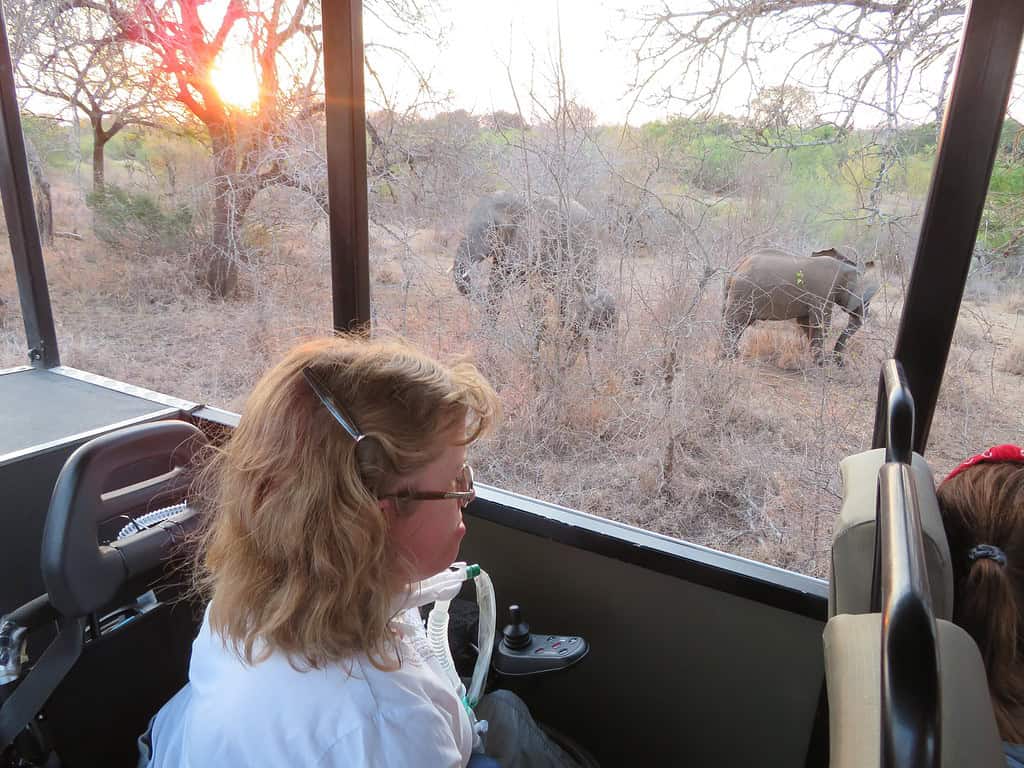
[{"x1": 139, "y1": 336, "x2": 576, "y2": 767}]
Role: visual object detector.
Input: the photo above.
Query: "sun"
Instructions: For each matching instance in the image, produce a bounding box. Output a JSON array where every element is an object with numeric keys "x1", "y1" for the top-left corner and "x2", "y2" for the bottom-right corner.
[{"x1": 209, "y1": 47, "x2": 261, "y2": 111}]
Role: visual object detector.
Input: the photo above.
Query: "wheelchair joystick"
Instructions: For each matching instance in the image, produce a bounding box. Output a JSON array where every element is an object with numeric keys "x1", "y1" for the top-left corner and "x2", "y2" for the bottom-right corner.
[
  {"x1": 502, "y1": 605, "x2": 531, "y2": 650},
  {"x1": 494, "y1": 603, "x2": 588, "y2": 676}
]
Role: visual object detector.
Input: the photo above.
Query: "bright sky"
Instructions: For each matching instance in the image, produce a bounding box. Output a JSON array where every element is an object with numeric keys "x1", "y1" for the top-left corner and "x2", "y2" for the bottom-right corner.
[
  {"x1": 19, "y1": 0, "x2": 1021, "y2": 128},
  {"x1": 364, "y1": 0, "x2": 669, "y2": 124},
  {"x1": 365, "y1": 0, "x2": 1024, "y2": 128}
]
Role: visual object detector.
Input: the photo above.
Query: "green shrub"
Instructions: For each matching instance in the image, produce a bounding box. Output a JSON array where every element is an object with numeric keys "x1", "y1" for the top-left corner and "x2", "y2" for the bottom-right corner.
[
  {"x1": 21, "y1": 115, "x2": 76, "y2": 171},
  {"x1": 87, "y1": 185, "x2": 193, "y2": 257},
  {"x1": 689, "y1": 134, "x2": 744, "y2": 193},
  {"x1": 988, "y1": 163, "x2": 1024, "y2": 196}
]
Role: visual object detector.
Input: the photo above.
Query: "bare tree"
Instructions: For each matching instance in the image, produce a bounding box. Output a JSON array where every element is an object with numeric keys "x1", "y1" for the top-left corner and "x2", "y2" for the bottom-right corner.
[
  {"x1": 36, "y1": 0, "x2": 323, "y2": 293},
  {"x1": 17, "y1": 5, "x2": 158, "y2": 194},
  {"x1": 43, "y1": 0, "x2": 441, "y2": 295},
  {"x1": 625, "y1": 1, "x2": 965, "y2": 128},
  {"x1": 625, "y1": 1, "x2": 970, "y2": 234}
]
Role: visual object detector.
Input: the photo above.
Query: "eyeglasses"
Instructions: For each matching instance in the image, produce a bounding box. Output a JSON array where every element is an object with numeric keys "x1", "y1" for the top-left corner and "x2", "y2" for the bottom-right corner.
[
  {"x1": 302, "y1": 366, "x2": 477, "y2": 510},
  {"x1": 382, "y1": 463, "x2": 476, "y2": 509}
]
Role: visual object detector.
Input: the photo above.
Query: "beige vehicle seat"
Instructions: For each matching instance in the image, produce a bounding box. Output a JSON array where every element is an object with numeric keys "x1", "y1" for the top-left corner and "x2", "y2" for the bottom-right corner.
[
  {"x1": 825, "y1": 448, "x2": 1004, "y2": 768},
  {"x1": 830, "y1": 448, "x2": 953, "y2": 619},
  {"x1": 824, "y1": 613, "x2": 1003, "y2": 768}
]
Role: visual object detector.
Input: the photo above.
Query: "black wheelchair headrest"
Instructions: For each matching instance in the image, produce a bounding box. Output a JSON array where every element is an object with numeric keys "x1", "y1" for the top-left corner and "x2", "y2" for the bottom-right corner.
[{"x1": 40, "y1": 420, "x2": 207, "y2": 618}]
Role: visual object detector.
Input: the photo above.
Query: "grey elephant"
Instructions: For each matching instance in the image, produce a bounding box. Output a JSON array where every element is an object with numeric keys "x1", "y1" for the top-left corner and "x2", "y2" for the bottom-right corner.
[
  {"x1": 452, "y1": 192, "x2": 615, "y2": 337},
  {"x1": 721, "y1": 247, "x2": 880, "y2": 364}
]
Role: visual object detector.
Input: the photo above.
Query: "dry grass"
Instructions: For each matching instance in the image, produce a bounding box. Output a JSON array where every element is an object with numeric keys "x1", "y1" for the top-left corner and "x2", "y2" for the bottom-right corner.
[
  {"x1": 3, "y1": 170, "x2": 1023, "y2": 581},
  {"x1": 1004, "y1": 339, "x2": 1024, "y2": 376},
  {"x1": 743, "y1": 326, "x2": 814, "y2": 370},
  {"x1": 998, "y1": 289, "x2": 1024, "y2": 316}
]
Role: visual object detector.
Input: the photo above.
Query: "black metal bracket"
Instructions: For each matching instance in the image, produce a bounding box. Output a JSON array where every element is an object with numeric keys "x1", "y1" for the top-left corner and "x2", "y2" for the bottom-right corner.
[
  {"x1": 0, "y1": 3, "x2": 59, "y2": 368},
  {"x1": 872, "y1": 0, "x2": 1024, "y2": 456}
]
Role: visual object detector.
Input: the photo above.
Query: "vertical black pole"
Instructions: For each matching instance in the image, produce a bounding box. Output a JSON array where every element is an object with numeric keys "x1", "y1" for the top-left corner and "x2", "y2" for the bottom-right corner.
[
  {"x1": 872, "y1": 0, "x2": 1024, "y2": 454},
  {"x1": 322, "y1": 0, "x2": 371, "y2": 333},
  {"x1": 0, "y1": 2, "x2": 59, "y2": 367}
]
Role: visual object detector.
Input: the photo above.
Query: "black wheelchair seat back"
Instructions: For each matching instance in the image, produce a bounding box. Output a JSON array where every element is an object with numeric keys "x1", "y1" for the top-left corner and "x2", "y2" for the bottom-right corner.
[{"x1": 1, "y1": 420, "x2": 208, "y2": 768}]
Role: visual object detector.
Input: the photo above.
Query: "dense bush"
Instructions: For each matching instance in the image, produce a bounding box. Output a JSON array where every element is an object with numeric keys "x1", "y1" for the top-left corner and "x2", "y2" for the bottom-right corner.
[{"x1": 86, "y1": 185, "x2": 193, "y2": 258}]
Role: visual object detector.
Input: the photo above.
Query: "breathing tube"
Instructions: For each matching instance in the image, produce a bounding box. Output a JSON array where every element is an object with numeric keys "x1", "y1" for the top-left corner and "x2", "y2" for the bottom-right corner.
[{"x1": 413, "y1": 562, "x2": 496, "y2": 710}]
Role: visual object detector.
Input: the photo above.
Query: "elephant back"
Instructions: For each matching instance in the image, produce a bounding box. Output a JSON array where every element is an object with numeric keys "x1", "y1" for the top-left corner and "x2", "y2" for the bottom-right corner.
[
  {"x1": 726, "y1": 248, "x2": 854, "y2": 321},
  {"x1": 454, "y1": 191, "x2": 601, "y2": 301},
  {"x1": 733, "y1": 248, "x2": 849, "y2": 285},
  {"x1": 512, "y1": 195, "x2": 599, "y2": 292}
]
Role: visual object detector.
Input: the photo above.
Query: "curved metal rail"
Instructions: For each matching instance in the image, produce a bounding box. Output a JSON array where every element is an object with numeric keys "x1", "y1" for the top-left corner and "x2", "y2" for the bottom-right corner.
[{"x1": 876, "y1": 360, "x2": 940, "y2": 768}]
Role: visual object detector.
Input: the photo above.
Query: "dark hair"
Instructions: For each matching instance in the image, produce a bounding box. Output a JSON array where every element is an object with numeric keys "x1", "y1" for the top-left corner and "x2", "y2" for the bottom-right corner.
[{"x1": 937, "y1": 461, "x2": 1024, "y2": 742}]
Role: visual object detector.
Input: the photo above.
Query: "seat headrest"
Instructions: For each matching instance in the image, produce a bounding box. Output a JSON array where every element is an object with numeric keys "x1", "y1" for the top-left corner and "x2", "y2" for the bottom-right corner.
[
  {"x1": 41, "y1": 420, "x2": 207, "y2": 618},
  {"x1": 830, "y1": 448, "x2": 953, "y2": 619}
]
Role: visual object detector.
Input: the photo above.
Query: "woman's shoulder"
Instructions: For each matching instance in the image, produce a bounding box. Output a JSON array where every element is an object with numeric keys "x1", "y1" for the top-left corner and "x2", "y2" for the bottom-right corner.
[
  {"x1": 181, "y1": 645, "x2": 467, "y2": 767},
  {"x1": 187, "y1": 607, "x2": 447, "y2": 719}
]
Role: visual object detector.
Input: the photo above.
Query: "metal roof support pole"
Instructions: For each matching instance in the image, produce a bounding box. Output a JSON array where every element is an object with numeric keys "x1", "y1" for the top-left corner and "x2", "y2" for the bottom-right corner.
[
  {"x1": 322, "y1": 0, "x2": 371, "y2": 333},
  {"x1": 872, "y1": 0, "x2": 1024, "y2": 454},
  {"x1": 0, "y1": 3, "x2": 59, "y2": 367}
]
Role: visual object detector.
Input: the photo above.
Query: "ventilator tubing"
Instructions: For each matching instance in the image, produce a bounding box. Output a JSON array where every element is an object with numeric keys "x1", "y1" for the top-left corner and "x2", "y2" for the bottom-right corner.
[
  {"x1": 468, "y1": 568, "x2": 495, "y2": 708},
  {"x1": 424, "y1": 563, "x2": 496, "y2": 708}
]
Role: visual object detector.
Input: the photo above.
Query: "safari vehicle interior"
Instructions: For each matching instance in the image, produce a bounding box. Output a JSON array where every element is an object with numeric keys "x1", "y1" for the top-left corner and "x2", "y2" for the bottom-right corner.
[{"x1": 1, "y1": 0, "x2": 1022, "y2": 766}]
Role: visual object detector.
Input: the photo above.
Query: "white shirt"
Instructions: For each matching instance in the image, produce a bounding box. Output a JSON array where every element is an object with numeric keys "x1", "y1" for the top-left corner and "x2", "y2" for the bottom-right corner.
[{"x1": 147, "y1": 605, "x2": 474, "y2": 767}]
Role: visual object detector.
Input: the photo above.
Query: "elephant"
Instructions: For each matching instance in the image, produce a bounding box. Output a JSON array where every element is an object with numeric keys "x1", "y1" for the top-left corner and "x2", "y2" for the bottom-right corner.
[
  {"x1": 721, "y1": 247, "x2": 880, "y2": 365},
  {"x1": 452, "y1": 192, "x2": 615, "y2": 338}
]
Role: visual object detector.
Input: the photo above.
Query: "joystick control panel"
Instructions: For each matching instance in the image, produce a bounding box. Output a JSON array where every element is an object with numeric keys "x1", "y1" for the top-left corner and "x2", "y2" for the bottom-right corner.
[{"x1": 492, "y1": 604, "x2": 589, "y2": 676}]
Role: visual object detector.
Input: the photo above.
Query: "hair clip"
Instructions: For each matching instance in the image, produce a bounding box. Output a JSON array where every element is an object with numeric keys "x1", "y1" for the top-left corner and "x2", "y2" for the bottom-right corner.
[
  {"x1": 968, "y1": 544, "x2": 1007, "y2": 567},
  {"x1": 301, "y1": 366, "x2": 366, "y2": 443}
]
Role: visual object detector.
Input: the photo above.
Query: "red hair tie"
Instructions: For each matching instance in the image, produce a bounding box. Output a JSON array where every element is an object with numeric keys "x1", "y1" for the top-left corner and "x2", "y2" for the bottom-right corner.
[{"x1": 944, "y1": 444, "x2": 1024, "y2": 483}]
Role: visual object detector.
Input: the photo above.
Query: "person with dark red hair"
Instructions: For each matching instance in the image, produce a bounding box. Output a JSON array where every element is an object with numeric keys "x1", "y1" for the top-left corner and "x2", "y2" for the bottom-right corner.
[{"x1": 937, "y1": 445, "x2": 1024, "y2": 767}]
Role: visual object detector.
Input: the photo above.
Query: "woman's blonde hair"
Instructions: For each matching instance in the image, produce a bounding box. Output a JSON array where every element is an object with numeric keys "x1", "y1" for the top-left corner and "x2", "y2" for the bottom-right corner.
[
  {"x1": 192, "y1": 335, "x2": 499, "y2": 671},
  {"x1": 937, "y1": 460, "x2": 1024, "y2": 742}
]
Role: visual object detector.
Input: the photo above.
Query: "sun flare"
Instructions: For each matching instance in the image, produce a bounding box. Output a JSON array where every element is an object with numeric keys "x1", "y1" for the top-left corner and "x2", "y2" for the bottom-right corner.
[{"x1": 209, "y1": 47, "x2": 261, "y2": 111}]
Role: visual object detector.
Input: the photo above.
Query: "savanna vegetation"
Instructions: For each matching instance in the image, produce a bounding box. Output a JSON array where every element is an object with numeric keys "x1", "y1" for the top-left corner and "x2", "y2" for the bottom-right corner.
[{"x1": 1, "y1": 0, "x2": 1021, "y2": 577}]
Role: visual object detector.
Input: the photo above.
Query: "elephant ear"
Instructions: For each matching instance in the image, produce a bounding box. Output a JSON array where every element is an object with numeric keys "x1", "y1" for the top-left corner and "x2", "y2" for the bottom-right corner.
[{"x1": 859, "y1": 261, "x2": 881, "y2": 305}]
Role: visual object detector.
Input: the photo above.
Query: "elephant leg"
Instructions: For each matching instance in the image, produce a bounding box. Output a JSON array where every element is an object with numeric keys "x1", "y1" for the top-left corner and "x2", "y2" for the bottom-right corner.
[
  {"x1": 799, "y1": 312, "x2": 827, "y2": 365},
  {"x1": 795, "y1": 316, "x2": 814, "y2": 342},
  {"x1": 564, "y1": 309, "x2": 588, "y2": 370},
  {"x1": 483, "y1": 275, "x2": 503, "y2": 324},
  {"x1": 820, "y1": 304, "x2": 833, "y2": 338},
  {"x1": 833, "y1": 309, "x2": 865, "y2": 366},
  {"x1": 721, "y1": 302, "x2": 751, "y2": 359},
  {"x1": 485, "y1": 258, "x2": 521, "y2": 323},
  {"x1": 527, "y1": 289, "x2": 549, "y2": 363}
]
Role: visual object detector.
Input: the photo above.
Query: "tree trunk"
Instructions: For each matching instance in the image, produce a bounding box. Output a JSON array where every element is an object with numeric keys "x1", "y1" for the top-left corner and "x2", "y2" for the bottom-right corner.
[
  {"x1": 92, "y1": 120, "x2": 105, "y2": 195},
  {"x1": 202, "y1": 123, "x2": 241, "y2": 296},
  {"x1": 24, "y1": 137, "x2": 53, "y2": 246}
]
